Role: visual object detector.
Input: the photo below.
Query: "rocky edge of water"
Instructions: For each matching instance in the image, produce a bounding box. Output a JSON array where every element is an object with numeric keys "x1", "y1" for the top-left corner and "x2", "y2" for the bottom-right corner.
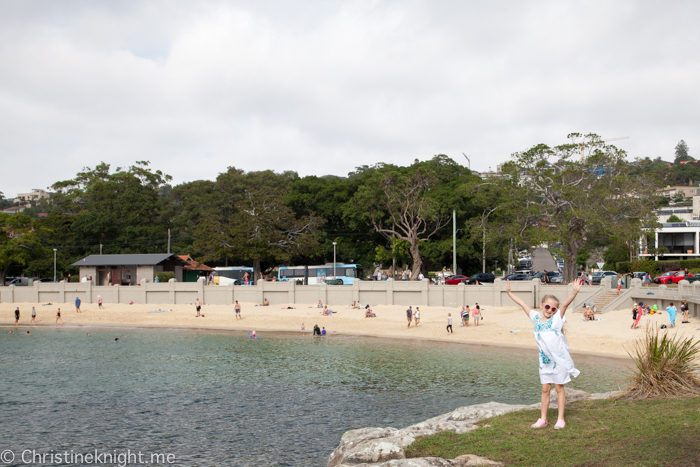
[{"x1": 327, "y1": 388, "x2": 620, "y2": 467}]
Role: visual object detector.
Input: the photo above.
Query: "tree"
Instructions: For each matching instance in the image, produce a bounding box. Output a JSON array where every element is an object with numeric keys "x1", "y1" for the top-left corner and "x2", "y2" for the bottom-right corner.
[
  {"x1": 666, "y1": 214, "x2": 684, "y2": 223},
  {"x1": 51, "y1": 162, "x2": 172, "y2": 255},
  {"x1": 0, "y1": 214, "x2": 46, "y2": 283},
  {"x1": 500, "y1": 133, "x2": 659, "y2": 282},
  {"x1": 674, "y1": 140, "x2": 693, "y2": 164},
  {"x1": 352, "y1": 161, "x2": 451, "y2": 279},
  {"x1": 189, "y1": 168, "x2": 323, "y2": 279}
]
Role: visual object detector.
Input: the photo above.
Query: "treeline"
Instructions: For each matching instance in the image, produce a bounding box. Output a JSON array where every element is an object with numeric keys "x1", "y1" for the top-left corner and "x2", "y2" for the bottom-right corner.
[{"x1": 0, "y1": 133, "x2": 666, "y2": 282}]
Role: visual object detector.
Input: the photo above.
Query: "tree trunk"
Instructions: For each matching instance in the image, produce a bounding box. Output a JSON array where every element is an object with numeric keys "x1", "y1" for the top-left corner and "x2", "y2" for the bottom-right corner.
[
  {"x1": 563, "y1": 237, "x2": 583, "y2": 283},
  {"x1": 253, "y1": 259, "x2": 261, "y2": 284},
  {"x1": 482, "y1": 224, "x2": 486, "y2": 273},
  {"x1": 409, "y1": 242, "x2": 422, "y2": 280}
]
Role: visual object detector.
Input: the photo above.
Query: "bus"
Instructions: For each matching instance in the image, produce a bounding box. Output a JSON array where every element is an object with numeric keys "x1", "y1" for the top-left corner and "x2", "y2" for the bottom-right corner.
[
  {"x1": 213, "y1": 267, "x2": 254, "y2": 285},
  {"x1": 277, "y1": 264, "x2": 363, "y2": 285}
]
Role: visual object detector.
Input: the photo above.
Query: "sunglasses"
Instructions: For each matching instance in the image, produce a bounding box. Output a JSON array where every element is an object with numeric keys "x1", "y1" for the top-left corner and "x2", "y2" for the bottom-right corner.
[{"x1": 543, "y1": 304, "x2": 558, "y2": 312}]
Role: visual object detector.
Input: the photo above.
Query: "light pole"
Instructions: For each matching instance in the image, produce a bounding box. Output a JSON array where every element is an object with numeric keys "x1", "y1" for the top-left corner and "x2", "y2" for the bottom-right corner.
[
  {"x1": 53, "y1": 248, "x2": 57, "y2": 282},
  {"x1": 495, "y1": 260, "x2": 498, "y2": 275},
  {"x1": 332, "y1": 242, "x2": 337, "y2": 278}
]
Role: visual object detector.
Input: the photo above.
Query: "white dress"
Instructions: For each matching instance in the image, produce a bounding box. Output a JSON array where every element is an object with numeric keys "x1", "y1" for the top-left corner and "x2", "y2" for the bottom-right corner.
[{"x1": 530, "y1": 310, "x2": 580, "y2": 385}]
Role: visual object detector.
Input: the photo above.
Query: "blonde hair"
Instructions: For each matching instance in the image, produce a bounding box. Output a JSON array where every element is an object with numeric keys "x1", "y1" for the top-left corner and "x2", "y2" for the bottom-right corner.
[{"x1": 541, "y1": 294, "x2": 560, "y2": 307}]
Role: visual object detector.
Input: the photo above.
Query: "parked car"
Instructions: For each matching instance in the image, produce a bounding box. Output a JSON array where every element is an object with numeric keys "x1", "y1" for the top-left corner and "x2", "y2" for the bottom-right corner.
[
  {"x1": 653, "y1": 270, "x2": 692, "y2": 284},
  {"x1": 518, "y1": 259, "x2": 533, "y2": 268},
  {"x1": 532, "y1": 271, "x2": 560, "y2": 282},
  {"x1": 4, "y1": 277, "x2": 15, "y2": 286},
  {"x1": 590, "y1": 271, "x2": 618, "y2": 284},
  {"x1": 463, "y1": 273, "x2": 495, "y2": 284},
  {"x1": 7, "y1": 277, "x2": 37, "y2": 286},
  {"x1": 38, "y1": 277, "x2": 58, "y2": 283},
  {"x1": 631, "y1": 272, "x2": 647, "y2": 280},
  {"x1": 505, "y1": 273, "x2": 532, "y2": 281},
  {"x1": 549, "y1": 274, "x2": 564, "y2": 284},
  {"x1": 444, "y1": 275, "x2": 469, "y2": 285}
]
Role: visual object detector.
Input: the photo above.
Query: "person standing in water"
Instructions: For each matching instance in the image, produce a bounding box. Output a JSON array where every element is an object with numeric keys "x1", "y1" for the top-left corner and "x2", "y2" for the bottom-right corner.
[{"x1": 14, "y1": 307, "x2": 20, "y2": 326}]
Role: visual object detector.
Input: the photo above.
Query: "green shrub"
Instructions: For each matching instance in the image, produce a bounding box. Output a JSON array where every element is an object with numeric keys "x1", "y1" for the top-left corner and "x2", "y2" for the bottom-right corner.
[
  {"x1": 603, "y1": 262, "x2": 616, "y2": 271},
  {"x1": 155, "y1": 271, "x2": 175, "y2": 282},
  {"x1": 616, "y1": 261, "x2": 631, "y2": 273},
  {"x1": 658, "y1": 261, "x2": 680, "y2": 272},
  {"x1": 623, "y1": 325, "x2": 700, "y2": 400},
  {"x1": 680, "y1": 259, "x2": 700, "y2": 269},
  {"x1": 630, "y1": 258, "x2": 659, "y2": 276}
]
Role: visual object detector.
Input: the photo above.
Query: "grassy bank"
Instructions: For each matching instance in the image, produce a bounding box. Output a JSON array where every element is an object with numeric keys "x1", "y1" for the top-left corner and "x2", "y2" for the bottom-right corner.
[{"x1": 406, "y1": 397, "x2": 700, "y2": 466}]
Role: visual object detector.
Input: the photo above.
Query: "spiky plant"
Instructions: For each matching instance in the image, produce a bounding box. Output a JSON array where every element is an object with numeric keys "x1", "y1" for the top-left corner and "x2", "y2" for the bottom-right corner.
[{"x1": 622, "y1": 324, "x2": 700, "y2": 400}]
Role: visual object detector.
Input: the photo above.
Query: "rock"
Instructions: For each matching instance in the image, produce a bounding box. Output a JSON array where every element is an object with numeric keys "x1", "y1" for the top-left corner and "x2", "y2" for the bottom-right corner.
[
  {"x1": 590, "y1": 390, "x2": 621, "y2": 399},
  {"x1": 328, "y1": 390, "x2": 616, "y2": 467}
]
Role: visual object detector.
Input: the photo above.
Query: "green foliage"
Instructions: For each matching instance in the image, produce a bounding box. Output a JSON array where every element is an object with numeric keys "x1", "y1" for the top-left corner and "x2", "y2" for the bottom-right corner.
[
  {"x1": 674, "y1": 139, "x2": 692, "y2": 164},
  {"x1": 623, "y1": 325, "x2": 700, "y2": 399},
  {"x1": 679, "y1": 259, "x2": 700, "y2": 269},
  {"x1": 0, "y1": 214, "x2": 47, "y2": 282},
  {"x1": 615, "y1": 261, "x2": 631, "y2": 273},
  {"x1": 499, "y1": 133, "x2": 659, "y2": 282},
  {"x1": 630, "y1": 258, "x2": 659, "y2": 276},
  {"x1": 666, "y1": 214, "x2": 685, "y2": 223},
  {"x1": 374, "y1": 238, "x2": 411, "y2": 266},
  {"x1": 155, "y1": 271, "x2": 175, "y2": 282},
  {"x1": 603, "y1": 242, "x2": 630, "y2": 264},
  {"x1": 658, "y1": 260, "x2": 681, "y2": 272}
]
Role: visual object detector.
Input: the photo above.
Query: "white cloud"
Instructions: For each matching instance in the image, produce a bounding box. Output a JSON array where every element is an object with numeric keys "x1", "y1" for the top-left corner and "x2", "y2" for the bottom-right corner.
[{"x1": 1, "y1": 0, "x2": 700, "y2": 196}]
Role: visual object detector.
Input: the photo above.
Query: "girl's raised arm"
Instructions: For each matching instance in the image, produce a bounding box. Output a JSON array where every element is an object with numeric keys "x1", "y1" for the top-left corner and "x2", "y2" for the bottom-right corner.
[
  {"x1": 559, "y1": 279, "x2": 583, "y2": 317},
  {"x1": 505, "y1": 280, "x2": 532, "y2": 317}
]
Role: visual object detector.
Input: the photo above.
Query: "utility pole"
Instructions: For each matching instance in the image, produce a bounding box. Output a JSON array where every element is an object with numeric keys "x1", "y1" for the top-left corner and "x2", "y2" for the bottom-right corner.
[
  {"x1": 100, "y1": 243, "x2": 102, "y2": 255},
  {"x1": 167, "y1": 228, "x2": 171, "y2": 254},
  {"x1": 452, "y1": 210, "x2": 457, "y2": 274},
  {"x1": 333, "y1": 242, "x2": 337, "y2": 278},
  {"x1": 462, "y1": 153, "x2": 471, "y2": 171},
  {"x1": 53, "y1": 248, "x2": 57, "y2": 282}
]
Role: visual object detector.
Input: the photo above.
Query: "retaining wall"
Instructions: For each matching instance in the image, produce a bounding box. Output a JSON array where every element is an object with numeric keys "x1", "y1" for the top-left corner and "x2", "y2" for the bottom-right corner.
[{"x1": 0, "y1": 278, "x2": 598, "y2": 308}]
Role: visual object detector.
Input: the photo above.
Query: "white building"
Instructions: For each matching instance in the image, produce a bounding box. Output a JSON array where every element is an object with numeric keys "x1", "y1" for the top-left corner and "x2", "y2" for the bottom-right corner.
[
  {"x1": 16, "y1": 189, "x2": 51, "y2": 206},
  {"x1": 640, "y1": 221, "x2": 700, "y2": 260}
]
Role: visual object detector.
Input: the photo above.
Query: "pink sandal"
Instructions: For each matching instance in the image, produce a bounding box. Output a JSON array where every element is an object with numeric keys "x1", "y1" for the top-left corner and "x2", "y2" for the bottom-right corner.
[
  {"x1": 531, "y1": 418, "x2": 548, "y2": 428},
  {"x1": 554, "y1": 419, "x2": 566, "y2": 430}
]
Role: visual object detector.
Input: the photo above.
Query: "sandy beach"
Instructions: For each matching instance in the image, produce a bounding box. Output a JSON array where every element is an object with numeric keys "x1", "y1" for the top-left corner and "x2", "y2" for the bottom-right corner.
[{"x1": 3, "y1": 299, "x2": 699, "y2": 358}]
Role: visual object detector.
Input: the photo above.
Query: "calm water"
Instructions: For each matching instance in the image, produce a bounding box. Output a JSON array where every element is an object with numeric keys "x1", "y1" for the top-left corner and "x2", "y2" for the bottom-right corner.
[{"x1": 0, "y1": 328, "x2": 628, "y2": 466}]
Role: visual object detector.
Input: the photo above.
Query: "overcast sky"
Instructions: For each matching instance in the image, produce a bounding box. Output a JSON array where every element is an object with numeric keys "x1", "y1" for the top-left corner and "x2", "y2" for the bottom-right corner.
[{"x1": 1, "y1": 0, "x2": 699, "y2": 197}]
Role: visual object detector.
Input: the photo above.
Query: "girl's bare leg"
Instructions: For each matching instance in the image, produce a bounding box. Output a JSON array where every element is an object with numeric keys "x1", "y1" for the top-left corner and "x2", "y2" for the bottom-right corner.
[
  {"x1": 540, "y1": 384, "x2": 551, "y2": 421},
  {"x1": 555, "y1": 384, "x2": 566, "y2": 421}
]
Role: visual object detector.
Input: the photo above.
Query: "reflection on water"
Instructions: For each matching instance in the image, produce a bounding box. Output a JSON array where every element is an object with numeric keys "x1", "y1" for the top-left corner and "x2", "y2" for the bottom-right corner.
[{"x1": 0, "y1": 329, "x2": 628, "y2": 466}]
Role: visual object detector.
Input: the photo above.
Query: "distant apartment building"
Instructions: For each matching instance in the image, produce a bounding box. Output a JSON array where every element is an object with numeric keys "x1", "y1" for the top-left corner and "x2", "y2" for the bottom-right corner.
[
  {"x1": 658, "y1": 185, "x2": 700, "y2": 198},
  {"x1": 15, "y1": 189, "x2": 52, "y2": 207}
]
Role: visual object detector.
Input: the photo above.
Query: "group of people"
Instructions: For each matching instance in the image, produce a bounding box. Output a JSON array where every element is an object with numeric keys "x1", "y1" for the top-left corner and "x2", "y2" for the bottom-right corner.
[
  {"x1": 405, "y1": 306, "x2": 421, "y2": 327},
  {"x1": 458, "y1": 304, "x2": 482, "y2": 327},
  {"x1": 300, "y1": 324, "x2": 326, "y2": 336},
  {"x1": 628, "y1": 299, "x2": 691, "y2": 329}
]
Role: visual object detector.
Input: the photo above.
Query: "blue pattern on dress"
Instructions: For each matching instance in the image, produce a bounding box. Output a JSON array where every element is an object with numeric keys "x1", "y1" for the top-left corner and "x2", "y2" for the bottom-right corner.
[{"x1": 533, "y1": 314, "x2": 554, "y2": 331}]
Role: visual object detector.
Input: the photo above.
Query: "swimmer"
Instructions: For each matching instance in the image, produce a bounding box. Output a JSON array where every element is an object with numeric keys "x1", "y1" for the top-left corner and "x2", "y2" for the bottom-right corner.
[
  {"x1": 26, "y1": 331, "x2": 31, "y2": 336},
  {"x1": 115, "y1": 338, "x2": 119, "y2": 341}
]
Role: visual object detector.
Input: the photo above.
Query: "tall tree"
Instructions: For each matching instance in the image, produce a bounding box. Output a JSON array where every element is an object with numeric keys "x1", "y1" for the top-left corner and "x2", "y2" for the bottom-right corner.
[
  {"x1": 500, "y1": 133, "x2": 659, "y2": 282},
  {"x1": 189, "y1": 168, "x2": 323, "y2": 279},
  {"x1": 674, "y1": 140, "x2": 693, "y2": 164},
  {"x1": 0, "y1": 213, "x2": 46, "y2": 283}
]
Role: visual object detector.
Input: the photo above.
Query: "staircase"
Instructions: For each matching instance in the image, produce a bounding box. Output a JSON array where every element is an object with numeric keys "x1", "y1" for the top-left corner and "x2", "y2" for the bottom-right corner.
[{"x1": 591, "y1": 291, "x2": 621, "y2": 313}]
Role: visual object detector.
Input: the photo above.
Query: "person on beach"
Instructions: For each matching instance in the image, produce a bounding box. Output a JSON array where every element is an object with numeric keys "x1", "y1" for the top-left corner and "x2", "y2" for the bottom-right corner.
[
  {"x1": 55, "y1": 308, "x2": 62, "y2": 326},
  {"x1": 681, "y1": 299, "x2": 690, "y2": 323},
  {"x1": 414, "y1": 307, "x2": 421, "y2": 326},
  {"x1": 631, "y1": 304, "x2": 642, "y2": 329},
  {"x1": 666, "y1": 302, "x2": 677, "y2": 328},
  {"x1": 322, "y1": 327, "x2": 326, "y2": 336},
  {"x1": 31, "y1": 306, "x2": 36, "y2": 324},
  {"x1": 313, "y1": 324, "x2": 321, "y2": 336},
  {"x1": 461, "y1": 306, "x2": 470, "y2": 327},
  {"x1": 234, "y1": 301, "x2": 242, "y2": 320},
  {"x1": 617, "y1": 276, "x2": 623, "y2": 295},
  {"x1": 195, "y1": 298, "x2": 202, "y2": 317},
  {"x1": 406, "y1": 306, "x2": 413, "y2": 328},
  {"x1": 506, "y1": 278, "x2": 583, "y2": 430},
  {"x1": 14, "y1": 307, "x2": 20, "y2": 326},
  {"x1": 472, "y1": 305, "x2": 481, "y2": 326},
  {"x1": 317, "y1": 300, "x2": 323, "y2": 308},
  {"x1": 98, "y1": 295, "x2": 104, "y2": 309},
  {"x1": 75, "y1": 297, "x2": 81, "y2": 313},
  {"x1": 301, "y1": 323, "x2": 305, "y2": 336},
  {"x1": 583, "y1": 306, "x2": 595, "y2": 321},
  {"x1": 262, "y1": 298, "x2": 269, "y2": 306},
  {"x1": 446, "y1": 313, "x2": 453, "y2": 333}
]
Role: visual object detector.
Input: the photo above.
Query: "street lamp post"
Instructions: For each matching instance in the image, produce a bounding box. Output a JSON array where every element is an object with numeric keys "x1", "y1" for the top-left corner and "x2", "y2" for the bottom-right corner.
[
  {"x1": 332, "y1": 242, "x2": 337, "y2": 277},
  {"x1": 53, "y1": 248, "x2": 57, "y2": 282}
]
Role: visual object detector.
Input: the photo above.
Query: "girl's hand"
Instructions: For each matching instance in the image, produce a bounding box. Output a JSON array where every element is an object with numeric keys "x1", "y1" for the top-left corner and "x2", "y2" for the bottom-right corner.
[
  {"x1": 505, "y1": 279, "x2": 511, "y2": 293},
  {"x1": 570, "y1": 279, "x2": 582, "y2": 293}
]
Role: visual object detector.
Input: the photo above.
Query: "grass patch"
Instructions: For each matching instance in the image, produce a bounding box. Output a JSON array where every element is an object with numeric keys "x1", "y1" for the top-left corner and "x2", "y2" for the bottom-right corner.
[{"x1": 405, "y1": 397, "x2": 700, "y2": 466}]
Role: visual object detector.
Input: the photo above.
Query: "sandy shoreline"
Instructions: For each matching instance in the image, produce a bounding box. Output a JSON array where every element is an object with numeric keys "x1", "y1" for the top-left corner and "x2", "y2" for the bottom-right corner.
[{"x1": 2, "y1": 300, "x2": 698, "y2": 359}]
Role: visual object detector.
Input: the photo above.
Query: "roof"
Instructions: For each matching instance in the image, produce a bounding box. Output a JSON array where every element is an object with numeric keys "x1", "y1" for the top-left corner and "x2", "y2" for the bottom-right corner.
[
  {"x1": 177, "y1": 254, "x2": 214, "y2": 271},
  {"x1": 71, "y1": 254, "x2": 187, "y2": 267}
]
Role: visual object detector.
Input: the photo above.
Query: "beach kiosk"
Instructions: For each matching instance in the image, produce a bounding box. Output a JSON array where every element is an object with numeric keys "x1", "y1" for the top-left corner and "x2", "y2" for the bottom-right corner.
[{"x1": 71, "y1": 254, "x2": 188, "y2": 286}]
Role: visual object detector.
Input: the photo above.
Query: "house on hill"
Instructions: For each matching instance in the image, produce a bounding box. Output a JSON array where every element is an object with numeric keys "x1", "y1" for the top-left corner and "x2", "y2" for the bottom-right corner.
[{"x1": 71, "y1": 254, "x2": 188, "y2": 285}]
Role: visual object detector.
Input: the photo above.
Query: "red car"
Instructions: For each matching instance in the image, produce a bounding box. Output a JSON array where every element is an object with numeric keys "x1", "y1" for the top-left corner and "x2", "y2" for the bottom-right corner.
[
  {"x1": 653, "y1": 270, "x2": 693, "y2": 284},
  {"x1": 444, "y1": 275, "x2": 468, "y2": 285}
]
